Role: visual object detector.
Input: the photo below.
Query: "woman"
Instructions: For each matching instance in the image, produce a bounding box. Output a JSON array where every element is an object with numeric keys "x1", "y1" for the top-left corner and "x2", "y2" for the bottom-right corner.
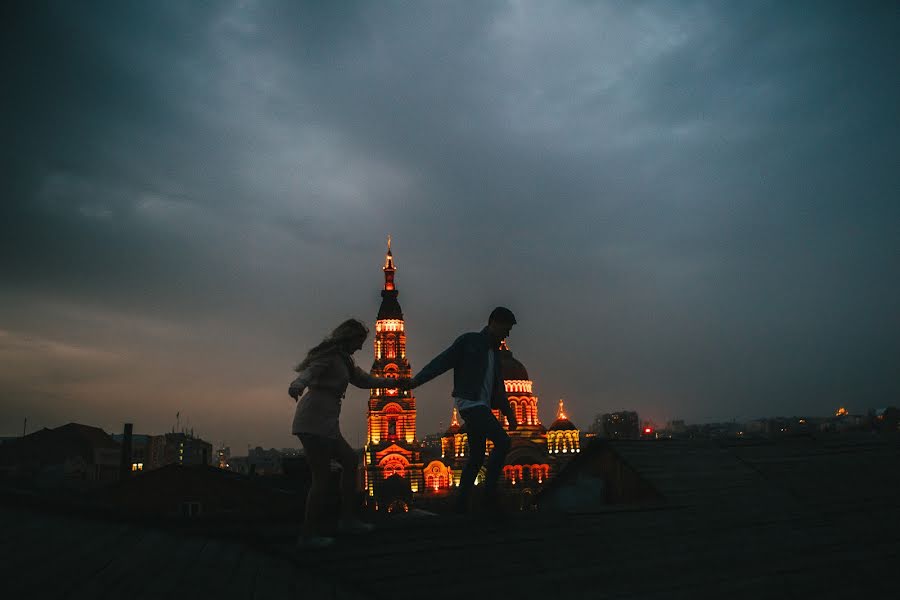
[{"x1": 289, "y1": 318, "x2": 405, "y2": 548}]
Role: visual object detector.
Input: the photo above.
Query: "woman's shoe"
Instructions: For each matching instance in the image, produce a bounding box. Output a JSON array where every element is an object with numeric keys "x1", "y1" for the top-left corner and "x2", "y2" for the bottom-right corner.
[
  {"x1": 296, "y1": 535, "x2": 336, "y2": 549},
  {"x1": 337, "y1": 518, "x2": 376, "y2": 534}
]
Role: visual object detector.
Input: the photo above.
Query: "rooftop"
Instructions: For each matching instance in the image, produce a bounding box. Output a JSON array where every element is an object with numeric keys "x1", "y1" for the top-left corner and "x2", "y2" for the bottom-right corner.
[{"x1": 3, "y1": 433, "x2": 897, "y2": 598}]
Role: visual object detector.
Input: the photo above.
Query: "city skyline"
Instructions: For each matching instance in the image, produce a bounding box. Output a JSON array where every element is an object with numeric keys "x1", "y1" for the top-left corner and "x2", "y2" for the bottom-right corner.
[{"x1": 3, "y1": 2, "x2": 898, "y2": 453}]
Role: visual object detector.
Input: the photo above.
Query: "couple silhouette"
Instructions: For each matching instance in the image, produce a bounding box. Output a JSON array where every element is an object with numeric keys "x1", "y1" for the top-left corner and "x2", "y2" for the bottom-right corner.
[{"x1": 289, "y1": 306, "x2": 518, "y2": 548}]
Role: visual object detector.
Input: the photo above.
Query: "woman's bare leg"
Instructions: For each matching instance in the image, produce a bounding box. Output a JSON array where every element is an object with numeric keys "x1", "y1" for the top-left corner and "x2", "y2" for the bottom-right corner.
[
  {"x1": 335, "y1": 435, "x2": 361, "y2": 520},
  {"x1": 298, "y1": 435, "x2": 333, "y2": 537}
]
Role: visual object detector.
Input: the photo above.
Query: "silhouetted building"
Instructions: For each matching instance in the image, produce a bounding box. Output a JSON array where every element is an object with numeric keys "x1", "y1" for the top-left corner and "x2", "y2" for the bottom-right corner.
[
  {"x1": 92, "y1": 464, "x2": 301, "y2": 518},
  {"x1": 164, "y1": 432, "x2": 212, "y2": 467},
  {"x1": 112, "y1": 433, "x2": 166, "y2": 472},
  {"x1": 0, "y1": 423, "x2": 120, "y2": 488},
  {"x1": 420, "y1": 433, "x2": 442, "y2": 451},
  {"x1": 247, "y1": 446, "x2": 284, "y2": 475},
  {"x1": 871, "y1": 407, "x2": 899, "y2": 433},
  {"x1": 599, "y1": 411, "x2": 640, "y2": 439},
  {"x1": 227, "y1": 455, "x2": 250, "y2": 475}
]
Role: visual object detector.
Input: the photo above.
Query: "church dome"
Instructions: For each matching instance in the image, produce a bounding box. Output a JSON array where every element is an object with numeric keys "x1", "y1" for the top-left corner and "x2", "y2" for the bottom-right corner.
[
  {"x1": 548, "y1": 399, "x2": 577, "y2": 431},
  {"x1": 548, "y1": 417, "x2": 577, "y2": 431},
  {"x1": 499, "y1": 342, "x2": 529, "y2": 381},
  {"x1": 377, "y1": 290, "x2": 404, "y2": 320}
]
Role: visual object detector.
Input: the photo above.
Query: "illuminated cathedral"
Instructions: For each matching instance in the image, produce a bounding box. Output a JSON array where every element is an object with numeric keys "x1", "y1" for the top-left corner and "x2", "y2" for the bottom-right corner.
[
  {"x1": 364, "y1": 239, "x2": 581, "y2": 511},
  {"x1": 435, "y1": 342, "x2": 581, "y2": 509},
  {"x1": 363, "y1": 237, "x2": 423, "y2": 512}
]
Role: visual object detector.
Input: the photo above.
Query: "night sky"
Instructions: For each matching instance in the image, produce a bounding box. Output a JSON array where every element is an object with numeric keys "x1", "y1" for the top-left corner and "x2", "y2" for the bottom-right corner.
[{"x1": 3, "y1": 1, "x2": 898, "y2": 452}]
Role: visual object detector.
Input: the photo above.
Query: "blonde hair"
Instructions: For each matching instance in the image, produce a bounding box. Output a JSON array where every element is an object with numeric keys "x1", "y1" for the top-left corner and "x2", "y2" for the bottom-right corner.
[{"x1": 295, "y1": 318, "x2": 369, "y2": 371}]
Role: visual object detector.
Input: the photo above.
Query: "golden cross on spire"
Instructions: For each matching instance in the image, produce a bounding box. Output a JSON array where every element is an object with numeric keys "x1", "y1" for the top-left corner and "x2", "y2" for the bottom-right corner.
[
  {"x1": 382, "y1": 235, "x2": 396, "y2": 289},
  {"x1": 383, "y1": 235, "x2": 396, "y2": 271}
]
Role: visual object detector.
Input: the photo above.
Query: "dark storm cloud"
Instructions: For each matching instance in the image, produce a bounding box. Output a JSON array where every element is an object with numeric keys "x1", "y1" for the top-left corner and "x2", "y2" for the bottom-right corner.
[{"x1": 2, "y1": 1, "x2": 898, "y2": 448}]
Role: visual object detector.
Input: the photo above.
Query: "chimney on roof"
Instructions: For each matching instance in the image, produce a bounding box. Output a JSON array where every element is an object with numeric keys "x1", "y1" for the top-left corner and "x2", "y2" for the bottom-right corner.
[{"x1": 119, "y1": 423, "x2": 133, "y2": 481}]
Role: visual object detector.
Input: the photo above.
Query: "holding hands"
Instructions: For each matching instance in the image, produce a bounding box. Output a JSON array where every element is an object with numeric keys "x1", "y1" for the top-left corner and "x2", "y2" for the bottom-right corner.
[
  {"x1": 289, "y1": 377, "x2": 413, "y2": 400},
  {"x1": 395, "y1": 377, "x2": 416, "y2": 390}
]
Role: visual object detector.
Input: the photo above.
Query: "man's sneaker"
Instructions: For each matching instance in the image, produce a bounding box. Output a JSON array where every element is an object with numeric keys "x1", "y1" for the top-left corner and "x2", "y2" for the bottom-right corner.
[
  {"x1": 296, "y1": 535, "x2": 336, "y2": 549},
  {"x1": 338, "y1": 519, "x2": 376, "y2": 534}
]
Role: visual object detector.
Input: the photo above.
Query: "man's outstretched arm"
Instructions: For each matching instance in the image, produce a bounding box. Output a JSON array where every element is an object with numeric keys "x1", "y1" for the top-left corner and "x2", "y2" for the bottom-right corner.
[{"x1": 408, "y1": 334, "x2": 466, "y2": 389}]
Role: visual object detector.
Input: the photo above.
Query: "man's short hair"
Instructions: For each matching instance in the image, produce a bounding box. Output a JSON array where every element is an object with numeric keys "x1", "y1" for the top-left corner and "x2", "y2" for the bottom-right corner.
[{"x1": 488, "y1": 306, "x2": 517, "y2": 325}]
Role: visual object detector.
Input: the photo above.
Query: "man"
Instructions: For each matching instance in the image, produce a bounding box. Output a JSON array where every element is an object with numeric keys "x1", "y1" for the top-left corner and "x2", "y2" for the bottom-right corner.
[{"x1": 405, "y1": 307, "x2": 518, "y2": 514}]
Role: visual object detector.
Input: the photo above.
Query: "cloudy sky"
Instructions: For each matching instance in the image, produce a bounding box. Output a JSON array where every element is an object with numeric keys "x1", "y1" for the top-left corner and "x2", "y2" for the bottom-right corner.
[{"x1": 2, "y1": 1, "x2": 898, "y2": 451}]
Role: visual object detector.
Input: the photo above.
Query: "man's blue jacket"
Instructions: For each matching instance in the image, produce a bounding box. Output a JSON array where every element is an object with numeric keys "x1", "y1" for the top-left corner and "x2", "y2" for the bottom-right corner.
[{"x1": 411, "y1": 327, "x2": 515, "y2": 422}]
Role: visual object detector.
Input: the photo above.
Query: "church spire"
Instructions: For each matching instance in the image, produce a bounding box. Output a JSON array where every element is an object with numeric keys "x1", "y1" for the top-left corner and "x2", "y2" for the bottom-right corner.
[
  {"x1": 556, "y1": 398, "x2": 568, "y2": 421},
  {"x1": 377, "y1": 236, "x2": 403, "y2": 320},
  {"x1": 383, "y1": 235, "x2": 395, "y2": 291}
]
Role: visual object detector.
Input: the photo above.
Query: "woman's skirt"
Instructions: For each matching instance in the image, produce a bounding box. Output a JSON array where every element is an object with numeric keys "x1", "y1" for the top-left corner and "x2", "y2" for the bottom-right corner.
[{"x1": 291, "y1": 390, "x2": 342, "y2": 439}]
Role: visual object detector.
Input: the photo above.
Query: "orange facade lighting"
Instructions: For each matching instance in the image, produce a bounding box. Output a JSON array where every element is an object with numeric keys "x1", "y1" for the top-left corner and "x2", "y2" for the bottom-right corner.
[
  {"x1": 375, "y1": 319, "x2": 404, "y2": 333},
  {"x1": 504, "y1": 380, "x2": 533, "y2": 393}
]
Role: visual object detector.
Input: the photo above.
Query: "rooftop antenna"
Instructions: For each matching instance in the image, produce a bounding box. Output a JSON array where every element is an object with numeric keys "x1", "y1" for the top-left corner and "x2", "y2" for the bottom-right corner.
[{"x1": 22, "y1": 417, "x2": 27, "y2": 437}]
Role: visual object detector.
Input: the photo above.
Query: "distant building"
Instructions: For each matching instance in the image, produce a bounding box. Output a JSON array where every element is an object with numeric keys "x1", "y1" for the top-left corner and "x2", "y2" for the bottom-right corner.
[
  {"x1": 745, "y1": 419, "x2": 769, "y2": 435},
  {"x1": 224, "y1": 448, "x2": 291, "y2": 476},
  {"x1": 227, "y1": 455, "x2": 249, "y2": 475},
  {"x1": 112, "y1": 433, "x2": 166, "y2": 472},
  {"x1": 658, "y1": 419, "x2": 688, "y2": 439},
  {"x1": 599, "y1": 411, "x2": 640, "y2": 439},
  {"x1": 216, "y1": 446, "x2": 231, "y2": 469},
  {"x1": 870, "y1": 407, "x2": 899, "y2": 433},
  {"x1": 247, "y1": 447, "x2": 284, "y2": 475},
  {"x1": 668, "y1": 419, "x2": 687, "y2": 434},
  {"x1": 686, "y1": 421, "x2": 744, "y2": 438},
  {"x1": 420, "y1": 433, "x2": 442, "y2": 452},
  {"x1": 0, "y1": 423, "x2": 121, "y2": 488},
  {"x1": 820, "y1": 413, "x2": 868, "y2": 433},
  {"x1": 164, "y1": 432, "x2": 212, "y2": 467}
]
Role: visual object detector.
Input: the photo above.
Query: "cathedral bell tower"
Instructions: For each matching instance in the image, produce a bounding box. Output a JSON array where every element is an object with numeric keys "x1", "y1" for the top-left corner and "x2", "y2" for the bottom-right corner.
[{"x1": 364, "y1": 237, "x2": 423, "y2": 511}]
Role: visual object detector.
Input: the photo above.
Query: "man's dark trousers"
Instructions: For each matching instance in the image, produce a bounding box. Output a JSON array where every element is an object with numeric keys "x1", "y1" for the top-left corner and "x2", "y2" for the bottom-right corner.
[{"x1": 456, "y1": 405, "x2": 511, "y2": 511}]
